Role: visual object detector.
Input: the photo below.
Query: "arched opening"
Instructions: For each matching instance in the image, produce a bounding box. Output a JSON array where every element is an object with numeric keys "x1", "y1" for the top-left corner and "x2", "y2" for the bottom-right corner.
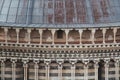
[
  {"x1": 7, "y1": 29, "x2": 17, "y2": 42},
  {"x1": 88, "y1": 61, "x2": 95, "y2": 80},
  {"x1": 75, "y1": 61, "x2": 84, "y2": 80},
  {"x1": 49, "y1": 61, "x2": 58, "y2": 80},
  {"x1": 5, "y1": 59, "x2": 12, "y2": 80},
  {"x1": 39, "y1": 61, "x2": 46, "y2": 80},
  {"x1": 95, "y1": 29, "x2": 103, "y2": 44},
  {"x1": 42, "y1": 30, "x2": 52, "y2": 44},
  {"x1": 55, "y1": 30, "x2": 66, "y2": 44},
  {"x1": 82, "y1": 30, "x2": 91, "y2": 44},
  {"x1": 116, "y1": 29, "x2": 120, "y2": 43},
  {"x1": 98, "y1": 60, "x2": 105, "y2": 80},
  {"x1": 19, "y1": 29, "x2": 28, "y2": 43},
  {"x1": 105, "y1": 29, "x2": 114, "y2": 43},
  {"x1": 62, "y1": 61, "x2": 71, "y2": 80},
  {"x1": 30, "y1": 29, "x2": 40, "y2": 44},
  {"x1": 68, "y1": 30, "x2": 80, "y2": 44},
  {"x1": 16, "y1": 61, "x2": 24, "y2": 80},
  {"x1": 28, "y1": 61, "x2": 35, "y2": 80},
  {"x1": 0, "y1": 28, "x2": 5, "y2": 42}
]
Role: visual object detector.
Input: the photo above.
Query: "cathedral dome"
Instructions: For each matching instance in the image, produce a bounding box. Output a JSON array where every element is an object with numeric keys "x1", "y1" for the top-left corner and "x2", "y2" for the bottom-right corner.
[{"x1": 0, "y1": 0, "x2": 120, "y2": 28}]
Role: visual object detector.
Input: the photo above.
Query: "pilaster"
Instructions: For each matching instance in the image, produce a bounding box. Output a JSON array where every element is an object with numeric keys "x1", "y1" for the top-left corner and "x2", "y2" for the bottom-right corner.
[
  {"x1": 104, "y1": 59, "x2": 109, "y2": 80},
  {"x1": 113, "y1": 28, "x2": 117, "y2": 43},
  {"x1": 51, "y1": 29, "x2": 56, "y2": 44}
]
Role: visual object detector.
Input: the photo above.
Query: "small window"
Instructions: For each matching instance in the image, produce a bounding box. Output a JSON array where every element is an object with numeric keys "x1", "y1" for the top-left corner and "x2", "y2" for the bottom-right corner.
[{"x1": 57, "y1": 30, "x2": 63, "y2": 39}]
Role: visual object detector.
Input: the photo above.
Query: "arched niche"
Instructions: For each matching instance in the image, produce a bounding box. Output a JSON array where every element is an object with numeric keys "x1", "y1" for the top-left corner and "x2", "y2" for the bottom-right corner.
[
  {"x1": 0, "y1": 28, "x2": 5, "y2": 42},
  {"x1": 30, "y1": 29, "x2": 40, "y2": 44},
  {"x1": 95, "y1": 29, "x2": 103, "y2": 44},
  {"x1": 105, "y1": 29, "x2": 114, "y2": 43},
  {"x1": 68, "y1": 30, "x2": 80, "y2": 44},
  {"x1": 54, "y1": 30, "x2": 66, "y2": 44},
  {"x1": 19, "y1": 29, "x2": 28, "y2": 43},
  {"x1": 7, "y1": 29, "x2": 17, "y2": 42},
  {"x1": 82, "y1": 30, "x2": 91, "y2": 44},
  {"x1": 42, "y1": 30, "x2": 52, "y2": 44}
]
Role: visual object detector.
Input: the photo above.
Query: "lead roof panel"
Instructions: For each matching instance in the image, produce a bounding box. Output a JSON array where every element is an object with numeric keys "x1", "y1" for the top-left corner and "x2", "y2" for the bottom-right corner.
[{"x1": 0, "y1": 0, "x2": 120, "y2": 28}]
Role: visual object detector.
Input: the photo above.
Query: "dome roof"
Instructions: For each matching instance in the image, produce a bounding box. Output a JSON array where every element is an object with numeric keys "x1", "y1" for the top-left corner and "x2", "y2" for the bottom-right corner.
[{"x1": 0, "y1": 0, "x2": 120, "y2": 28}]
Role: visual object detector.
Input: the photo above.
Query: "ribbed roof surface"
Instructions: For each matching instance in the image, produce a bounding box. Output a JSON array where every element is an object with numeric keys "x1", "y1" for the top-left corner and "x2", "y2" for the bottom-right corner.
[{"x1": 0, "y1": 0, "x2": 120, "y2": 28}]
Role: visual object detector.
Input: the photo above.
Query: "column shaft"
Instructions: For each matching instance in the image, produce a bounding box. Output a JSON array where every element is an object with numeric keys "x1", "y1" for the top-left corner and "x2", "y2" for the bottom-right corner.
[
  {"x1": 71, "y1": 64, "x2": 75, "y2": 80},
  {"x1": 4, "y1": 28, "x2": 8, "y2": 43},
  {"x1": 1, "y1": 61, "x2": 5, "y2": 80},
  {"x1": 58, "y1": 64, "x2": 62, "y2": 80},
  {"x1": 16, "y1": 29, "x2": 19, "y2": 43},
  {"x1": 12, "y1": 62, "x2": 16, "y2": 80},
  {"x1": 102, "y1": 29, "x2": 106, "y2": 44},
  {"x1": 94, "y1": 63, "x2": 99, "y2": 80},
  {"x1": 115, "y1": 61, "x2": 119, "y2": 80},
  {"x1": 23, "y1": 64, "x2": 28, "y2": 80},
  {"x1": 92, "y1": 29, "x2": 95, "y2": 44},
  {"x1": 35, "y1": 63, "x2": 39, "y2": 80},
  {"x1": 46, "y1": 65, "x2": 49, "y2": 80},
  {"x1": 84, "y1": 65, "x2": 88, "y2": 80},
  {"x1": 39, "y1": 30, "x2": 43, "y2": 44},
  {"x1": 65, "y1": 30, "x2": 69, "y2": 44},
  {"x1": 105, "y1": 63, "x2": 109, "y2": 80},
  {"x1": 79, "y1": 30, "x2": 83, "y2": 44},
  {"x1": 113, "y1": 28, "x2": 117, "y2": 43},
  {"x1": 52, "y1": 29, "x2": 55, "y2": 44}
]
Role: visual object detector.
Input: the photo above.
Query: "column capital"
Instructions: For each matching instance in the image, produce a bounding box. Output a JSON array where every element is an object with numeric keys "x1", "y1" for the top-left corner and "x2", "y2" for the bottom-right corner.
[
  {"x1": 0, "y1": 58, "x2": 6, "y2": 63},
  {"x1": 27, "y1": 29, "x2": 31, "y2": 33},
  {"x1": 44, "y1": 59, "x2": 51, "y2": 65},
  {"x1": 91, "y1": 29, "x2": 96, "y2": 33},
  {"x1": 78, "y1": 29, "x2": 83, "y2": 33},
  {"x1": 113, "y1": 28, "x2": 117, "y2": 33},
  {"x1": 57, "y1": 59, "x2": 64, "y2": 65},
  {"x1": 11, "y1": 59, "x2": 17, "y2": 63},
  {"x1": 33, "y1": 59, "x2": 39, "y2": 64},
  {"x1": 51, "y1": 29, "x2": 56, "y2": 34},
  {"x1": 102, "y1": 28, "x2": 106, "y2": 34},
  {"x1": 16, "y1": 28, "x2": 20, "y2": 32},
  {"x1": 4, "y1": 28, "x2": 8, "y2": 32},
  {"x1": 39, "y1": 29, "x2": 43, "y2": 34},
  {"x1": 70, "y1": 59, "x2": 77, "y2": 65},
  {"x1": 65, "y1": 29, "x2": 69, "y2": 34}
]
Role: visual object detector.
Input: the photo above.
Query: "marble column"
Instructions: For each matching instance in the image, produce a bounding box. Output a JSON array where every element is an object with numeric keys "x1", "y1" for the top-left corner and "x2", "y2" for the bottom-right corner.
[
  {"x1": 113, "y1": 28, "x2": 117, "y2": 43},
  {"x1": 4, "y1": 28, "x2": 8, "y2": 43},
  {"x1": 65, "y1": 30, "x2": 69, "y2": 45},
  {"x1": 12, "y1": 60, "x2": 16, "y2": 80},
  {"x1": 51, "y1": 29, "x2": 55, "y2": 44},
  {"x1": 115, "y1": 60, "x2": 119, "y2": 80},
  {"x1": 91, "y1": 29, "x2": 95, "y2": 44},
  {"x1": 105, "y1": 60, "x2": 109, "y2": 80},
  {"x1": 102, "y1": 28, "x2": 106, "y2": 44},
  {"x1": 1, "y1": 60, "x2": 5, "y2": 80},
  {"x1": 23, "y1": 62, "x2": 28, "y2": 80},
  {"x1": 94, "y1": 62, "x2": 99, "y2": 80},
  {"x1": 84, "y1": 62, "x2": 88, "y2": 80},
  {"x1": 71, "y1": 62, "x2": 76, "y2": 80},
  {"x1": 39, "y1": 29, "x2": 43, "y2": 44},
  {"x1": 45, "y1": 61, "x2": 50, "y2": 80},
  {"x1": 79, "y1": 29, "x2": 83, "y2": 44},
  {"x1": 58, "y1": 62, "x2": 63, "y2": 80},
  {"x1": 27, "y1": 29, "x2": 31, "y2": 44},
  {"x1": 16, "y1": 28, "x2": 20, "y2": 43},
  {"x1": 34, "y1": 61, "x2": 39, "y2": 80}
]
